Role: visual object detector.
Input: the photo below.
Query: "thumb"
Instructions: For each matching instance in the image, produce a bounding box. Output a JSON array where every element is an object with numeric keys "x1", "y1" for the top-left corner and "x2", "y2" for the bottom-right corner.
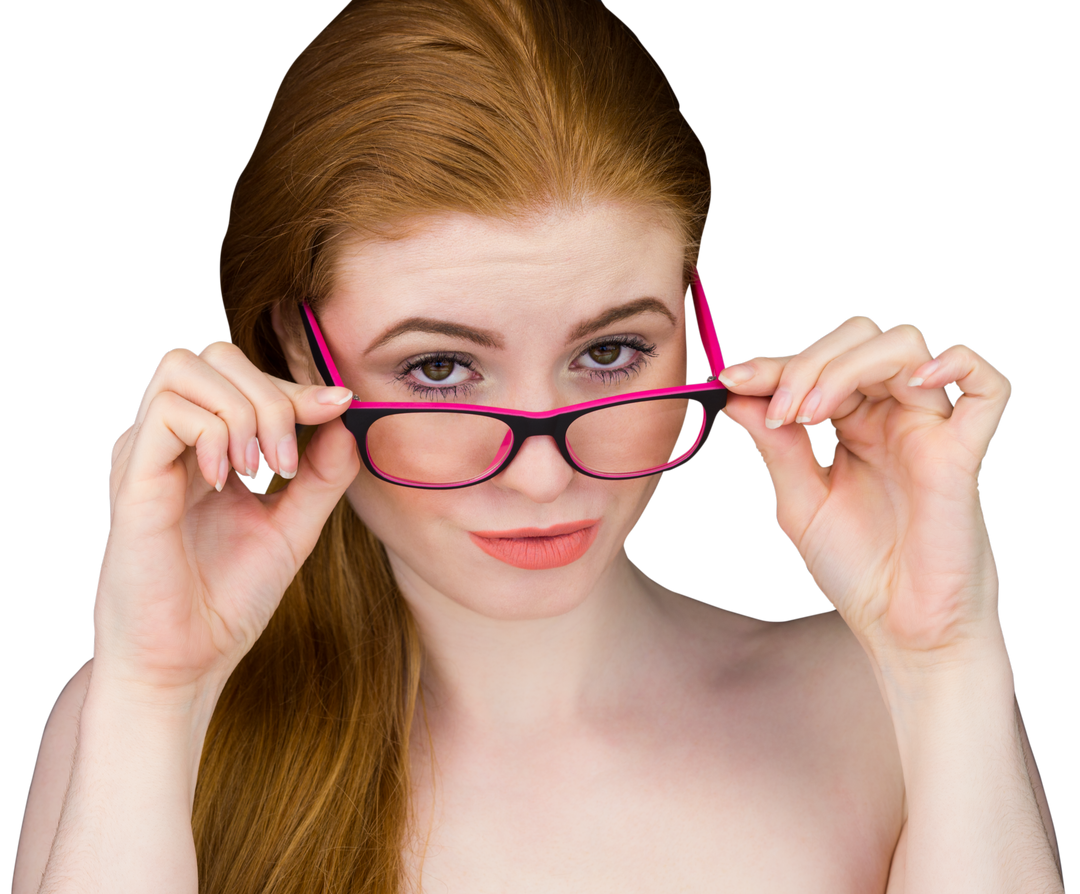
[
  {"x1": 724, "y1": 393, "x2": 829, "y2": 540},
  {"x1": 264, "y1": 417, "x2": 362, "y2": 557}
]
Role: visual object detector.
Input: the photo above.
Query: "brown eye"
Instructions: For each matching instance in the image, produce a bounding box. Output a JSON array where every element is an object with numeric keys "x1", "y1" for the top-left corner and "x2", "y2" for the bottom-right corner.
[
  {"x1": 421, "y1": 359, "x2": 454, "y2": 381},
  {"x1": 588, "y1": 344, "x2": 622, "y2": 365}
]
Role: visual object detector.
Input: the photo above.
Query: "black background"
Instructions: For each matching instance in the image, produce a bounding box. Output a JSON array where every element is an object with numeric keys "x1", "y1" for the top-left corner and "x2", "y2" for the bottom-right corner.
[{"x1": 8, "y1": 0, "x2": 1071, "y2": 881}]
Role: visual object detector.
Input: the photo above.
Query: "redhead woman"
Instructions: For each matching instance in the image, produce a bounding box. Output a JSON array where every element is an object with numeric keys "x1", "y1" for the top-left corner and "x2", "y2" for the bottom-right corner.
[{"x1": 12, "y1": 1, "x2": 1066, "y2": 892}]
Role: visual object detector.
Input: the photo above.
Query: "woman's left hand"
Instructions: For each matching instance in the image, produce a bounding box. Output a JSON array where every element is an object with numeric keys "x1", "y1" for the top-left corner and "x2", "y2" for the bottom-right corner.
[{"x1": 719, "y1": 317, "x2": 1011, "y2": 664}]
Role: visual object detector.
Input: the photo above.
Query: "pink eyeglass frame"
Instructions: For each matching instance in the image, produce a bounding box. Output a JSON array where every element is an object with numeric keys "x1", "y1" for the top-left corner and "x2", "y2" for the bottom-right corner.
[{"x1": 300, "y1": 269, "x2": 728, "y2": 488}]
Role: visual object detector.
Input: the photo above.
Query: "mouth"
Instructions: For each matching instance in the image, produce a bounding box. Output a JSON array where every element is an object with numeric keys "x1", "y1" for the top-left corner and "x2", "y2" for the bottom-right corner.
[{"x1": 468, "y1": 519, "x2": 600, "y2": 570}]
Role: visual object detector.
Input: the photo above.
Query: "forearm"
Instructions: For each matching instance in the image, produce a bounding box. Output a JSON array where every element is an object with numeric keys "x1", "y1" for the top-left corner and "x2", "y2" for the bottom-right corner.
[
  {"x1": 38, "y1": 671, "x2": 218, "y2": 894},
  {"x1": 879, "y1": 633, "x2": 1062, "y2": 894}
]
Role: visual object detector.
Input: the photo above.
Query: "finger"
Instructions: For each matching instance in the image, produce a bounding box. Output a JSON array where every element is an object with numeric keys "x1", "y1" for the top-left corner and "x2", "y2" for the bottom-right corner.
[
  {"x1": 723, "y1": 393, "x2": 829, "y2": 540},
  {"x1": 200, "y1": 343, "x2": 358, "y2": 475},
  {"x1": 123, "y1": 391, "x2": 231, "y2": 498},
  {"x1": 908, "y1": 344, "x2": 1011, "y2": 455},
  {"x1": 263, "y1": 416, "x2": 362, "y2": 560},
  {"x1": 109, "y1": 425, "x2": 136, "y2": 512},
  {"x1": 144, "y1": 341, "x2": 262, "y2": 481},
  {"x1": 125, "y1": 343, "x2": 201, "y2": 444},
  {"x1": 135, "y1": 345, "x2": 353, "y2": 483},
  {"x1": 717, "y1": 316, "x2": 883, "y2": 421},
  {"x1": 109, "y1": 345, "x2": 200, "y2": 496},
  {"x1": 135, "y1": 349, "x2": 206, "y2": 429},
  {"x1": 788, "y1": 324, "x2": 953, "y2": 427}
]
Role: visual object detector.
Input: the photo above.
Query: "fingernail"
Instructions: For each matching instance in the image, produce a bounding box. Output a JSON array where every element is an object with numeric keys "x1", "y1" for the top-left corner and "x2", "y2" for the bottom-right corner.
[
  {"x1": 316, "y1": 386, "x2": 354, "y2": 406},
  {"x1": 765, "y1": 389, "x2": 792, "y2": 429},
  {"x1": 216, "y1": 457, "x2": 229, "y2": 492},
  {"x1": 244, "y1": 436, "x2": 260, "y2": 479},
  {"x1": 795, "y1": 389, "x2": 821, "y2": 425},
  {"x1": 717, "y1": 364, "x2": 754, "y2": 388},
  {"x1": 908, "y1": 359, "x2": 939, "y2": 387},
  {"x1": 278, "y1": 432, "x2": 298, "y2": 479}
]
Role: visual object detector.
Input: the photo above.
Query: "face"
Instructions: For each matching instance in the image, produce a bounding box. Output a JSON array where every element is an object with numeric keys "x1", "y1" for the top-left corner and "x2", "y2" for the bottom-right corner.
[{"x1": 290, "y1": 203, "x2": 689, "y2": 621}]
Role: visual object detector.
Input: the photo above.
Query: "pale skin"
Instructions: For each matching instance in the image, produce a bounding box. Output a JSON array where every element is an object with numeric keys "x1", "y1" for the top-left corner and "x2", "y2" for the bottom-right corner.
[{"x1": 14, "y1": 204, "x2": 1062, "y2": 893}]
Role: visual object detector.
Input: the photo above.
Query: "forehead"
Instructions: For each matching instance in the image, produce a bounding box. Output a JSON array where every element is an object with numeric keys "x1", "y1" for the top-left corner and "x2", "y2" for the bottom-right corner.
[{"x1": 323, "y1": 204, "x2": 686, "y2": 330}]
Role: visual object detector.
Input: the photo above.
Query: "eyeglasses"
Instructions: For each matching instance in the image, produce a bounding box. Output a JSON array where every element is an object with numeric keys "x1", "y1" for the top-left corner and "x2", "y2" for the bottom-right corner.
[{"x1": 300, "y1": 270, "x2": 728, "y2": 489}]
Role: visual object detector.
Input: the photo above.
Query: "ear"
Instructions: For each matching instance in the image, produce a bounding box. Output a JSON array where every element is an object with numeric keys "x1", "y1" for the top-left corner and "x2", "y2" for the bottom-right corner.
[{"x1": 271, "y1": 302, "x2": 322, "y2": 387}]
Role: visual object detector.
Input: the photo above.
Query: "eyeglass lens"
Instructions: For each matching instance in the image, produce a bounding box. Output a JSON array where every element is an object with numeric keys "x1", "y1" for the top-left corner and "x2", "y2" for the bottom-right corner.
[{"x1": 364, "y1": 398, "x2": 704, "y2": 485}]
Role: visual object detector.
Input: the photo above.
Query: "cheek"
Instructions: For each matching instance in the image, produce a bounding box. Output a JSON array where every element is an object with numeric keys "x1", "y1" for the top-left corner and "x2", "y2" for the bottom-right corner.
[
  {"x1": 343, "y1": 470, "x2": 462, "y2": 553},
  {"x1": 602, "y1": 474, "x2": 662, "y2": 557}
]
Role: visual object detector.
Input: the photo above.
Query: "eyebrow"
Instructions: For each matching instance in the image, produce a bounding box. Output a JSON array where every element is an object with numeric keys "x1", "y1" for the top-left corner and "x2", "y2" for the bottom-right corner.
[
  {"x1": 365, "y1": 318, "x2": 503, "y2": 354},
  {"x1": 566, "y1": 297, "x2": 677, "y2": 343},
  {"x1": 364, "y1": 296, "x2": 676, "y2": 355}
]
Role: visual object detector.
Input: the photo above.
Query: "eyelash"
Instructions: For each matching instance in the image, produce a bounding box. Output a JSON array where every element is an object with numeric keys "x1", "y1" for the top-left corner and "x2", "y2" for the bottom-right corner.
[{"x1": 394, "y1": 335, "x2": 658, "y2": 399}]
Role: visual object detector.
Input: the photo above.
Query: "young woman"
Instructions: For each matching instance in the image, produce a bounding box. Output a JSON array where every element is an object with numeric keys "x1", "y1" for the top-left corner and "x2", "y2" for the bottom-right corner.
[{"x1": 14, "y1": 1, "x2": 1064, "y2": 892}]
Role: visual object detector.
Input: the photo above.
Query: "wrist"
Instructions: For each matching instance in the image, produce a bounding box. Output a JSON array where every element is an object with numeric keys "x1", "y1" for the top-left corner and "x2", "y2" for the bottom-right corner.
[
  {"x1": 82, "y1": 664, "x2": 225, "y2": 799},
  {"x1": 871, "y1": 632, "x2": 1016, "y2": 768},
  {"x1": 87, "y1": 656, "x2": 228, "y2": 721},
  {"x1": 862, "y1": 610, "x2": 1008, "y2": 684}
]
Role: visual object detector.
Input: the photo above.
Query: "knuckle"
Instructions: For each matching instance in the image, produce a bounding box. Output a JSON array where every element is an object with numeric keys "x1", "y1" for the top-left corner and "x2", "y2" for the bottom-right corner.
[
  {"x1": 197, "y1": 341, "x2": 247, "y2": 369},
  {"x1": 885, "y1": 321, "x2": 937, "y2": 356},
  {"x1": 965, "y1": 346, "x2": 1014, "y2": 398},
  {"x1": 781, "y1": 360, "x2": 807, "y2": 384},
  {"x1": 144, "y1": 389, "x2": 177, "y2": 421},
  {"x1": 843, "y1": 315, "x2": 881, "y2": 336},
  {"x1": 199, "y1": 336, "x2": 233, "y2": 354},
  {"x1": 145, "y1": 345, "x2": 198, "y2": 388},
  {"x1": 951, "y1": 343, "x2": 976, "y2": 363},
  {"x1": 260, "y1": 391, "x2": 298, "y2": 427},
  {"x1": 207, "y1": 413, "x2": 231, "y2": 446},
  {"x1": 221, "y1": 395, "x2": 257, "y2": 431},
  {"x1": 777, "y1": 356, "x2": 816, "y2": 386},
  {"x1": 188, "y1": 407, "x2": 230, "y2": 452},
  {"x1": 159, "y1": 347, "x2": 198, "y2": 373},
  {"x1": 894, "y1": 319, "x2": 928, "y2": 343}
]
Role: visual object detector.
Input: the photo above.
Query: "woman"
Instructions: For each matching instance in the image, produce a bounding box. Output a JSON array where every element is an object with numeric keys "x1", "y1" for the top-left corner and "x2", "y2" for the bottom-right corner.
[{"x1": 13, "y1": 0, "x2": 1064, "y2": 891}]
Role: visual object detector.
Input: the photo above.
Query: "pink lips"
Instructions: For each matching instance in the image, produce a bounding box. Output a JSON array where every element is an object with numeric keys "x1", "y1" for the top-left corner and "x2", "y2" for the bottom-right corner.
[{"x1": 468, "y1": 519, "x2": 600, "y2": 570}]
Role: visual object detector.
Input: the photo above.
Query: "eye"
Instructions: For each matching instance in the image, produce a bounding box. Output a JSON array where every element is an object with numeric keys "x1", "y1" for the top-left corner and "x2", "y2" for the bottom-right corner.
[
  {"x1": 584, "y1": 343, "x2": 625, "y2": 366},
  {"x1": 574, "y1": 336, "x2": 656, "y2": 371},
  {"x1": 417, "y1": 358, "x2": 456, "y2": 382},
  {"x1": 397, "y1": 352, "x2": 477, "y2": 395}
]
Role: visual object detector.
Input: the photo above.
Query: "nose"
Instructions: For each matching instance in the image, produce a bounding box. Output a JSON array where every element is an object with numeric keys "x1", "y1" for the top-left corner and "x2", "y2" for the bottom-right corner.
[{"x1": 493, "y1": 434, "x2": 576, "y2": 503}]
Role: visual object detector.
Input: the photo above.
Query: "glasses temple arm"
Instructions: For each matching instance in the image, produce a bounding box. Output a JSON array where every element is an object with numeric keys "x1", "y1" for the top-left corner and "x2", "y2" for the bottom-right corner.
[
  {"x1": 690, "y1": 270, "x2": 726, "y2": 379},
  {"x1": 299, "y1": 303, "x2": 347, "y2": 389}
]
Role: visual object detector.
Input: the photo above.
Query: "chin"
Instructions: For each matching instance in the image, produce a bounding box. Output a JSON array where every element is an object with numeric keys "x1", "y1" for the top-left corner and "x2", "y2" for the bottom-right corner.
[{"x1": 383, "y1": 529, "x2": 616, "y2": 622}]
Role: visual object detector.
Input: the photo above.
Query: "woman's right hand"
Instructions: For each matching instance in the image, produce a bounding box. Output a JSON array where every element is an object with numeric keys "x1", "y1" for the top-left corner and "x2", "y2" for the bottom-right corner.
[{"x1": 94, "y1": 341, "x2": 359, "y2": 699}]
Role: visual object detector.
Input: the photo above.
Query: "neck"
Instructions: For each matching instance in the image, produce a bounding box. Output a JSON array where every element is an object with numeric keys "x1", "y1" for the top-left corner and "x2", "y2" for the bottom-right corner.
[{"x1": 388, "y1": 548, "x2": 664, "y2": 733}]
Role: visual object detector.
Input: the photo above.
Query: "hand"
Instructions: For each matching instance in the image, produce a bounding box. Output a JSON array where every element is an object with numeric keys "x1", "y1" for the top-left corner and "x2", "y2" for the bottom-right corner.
[
  {"x1": 719, "y1": 317, "x2": 1010, "y2": 662},
  {"x1": 95, "y1": 342, "x2": 359, "y2": 698}
]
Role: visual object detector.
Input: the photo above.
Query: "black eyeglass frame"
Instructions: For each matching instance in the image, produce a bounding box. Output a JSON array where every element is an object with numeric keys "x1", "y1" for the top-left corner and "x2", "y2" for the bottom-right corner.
[{"x1": 299, "y1": 270, "x2": 728, "y2": 489}]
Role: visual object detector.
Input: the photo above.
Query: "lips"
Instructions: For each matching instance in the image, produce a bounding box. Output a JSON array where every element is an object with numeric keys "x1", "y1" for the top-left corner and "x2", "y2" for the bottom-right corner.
[{"x1": 468, "y1": 519, "x2": 600, "y2": 570}]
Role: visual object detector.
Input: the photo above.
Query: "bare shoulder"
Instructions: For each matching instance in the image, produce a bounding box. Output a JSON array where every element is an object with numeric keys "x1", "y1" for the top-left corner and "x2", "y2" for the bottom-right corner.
[
  {"x1": 660, "y1": 593, "x2": 887, "y2": 716},
  {"x1": 654, "y1": 591, "x2": 904, "y2": 810},
  {"x1": 13, "y1": 659, "x2": 94, "y2": 894}
]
